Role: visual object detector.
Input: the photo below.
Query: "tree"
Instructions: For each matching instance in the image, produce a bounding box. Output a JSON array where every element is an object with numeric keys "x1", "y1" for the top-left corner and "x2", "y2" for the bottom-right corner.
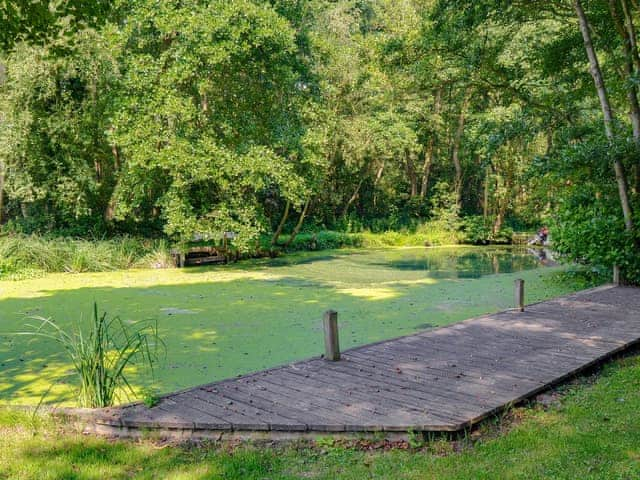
[
  {"x1": 109, "y1": 0, "x2": 309, "y2": 247},
  {"x1": 574, "y1": 0, "x2": 633, "y2": 231},
  {"x1": 0, "y1": 0, "x2": 113, "y2": 51}
]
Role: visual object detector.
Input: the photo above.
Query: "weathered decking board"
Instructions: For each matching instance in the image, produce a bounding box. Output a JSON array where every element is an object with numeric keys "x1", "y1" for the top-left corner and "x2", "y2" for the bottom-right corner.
[{"x1": 91, "y1": 285, "x2": 640, "y2": 438}]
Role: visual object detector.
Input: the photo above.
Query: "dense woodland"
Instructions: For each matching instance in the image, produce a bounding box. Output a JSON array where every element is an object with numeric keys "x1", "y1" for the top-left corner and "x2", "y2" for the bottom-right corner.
[{"x1": 1, "y1": 0, "x2": 639, "y2": 278}]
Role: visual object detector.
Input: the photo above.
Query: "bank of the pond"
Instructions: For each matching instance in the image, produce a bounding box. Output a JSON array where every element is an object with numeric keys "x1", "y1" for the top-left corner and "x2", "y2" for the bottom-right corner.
[
  {"x1": 0, "y1": 225, "x2": 512, "y2": 280},
  {"x1": 0, "y1": 246, "x2": 599, "y2": 407},
  {"x1": 1, "y1": 353, "x2": 639, "y2": 479}
]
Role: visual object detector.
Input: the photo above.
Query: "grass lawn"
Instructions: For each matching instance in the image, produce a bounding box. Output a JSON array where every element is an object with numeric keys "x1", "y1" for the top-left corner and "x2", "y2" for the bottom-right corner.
[
  {"x1": 1, "y1": 353, "x2": 639, "y2": 479},
  {"x1": 0, "y1": 246, "x2": 596, "y2": 406}
]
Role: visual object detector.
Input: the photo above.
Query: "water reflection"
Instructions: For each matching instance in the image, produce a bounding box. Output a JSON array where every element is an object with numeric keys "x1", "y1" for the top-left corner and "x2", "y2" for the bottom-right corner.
[{"x1": 380, "y1": 247, "x2": 555, "y2": 280}]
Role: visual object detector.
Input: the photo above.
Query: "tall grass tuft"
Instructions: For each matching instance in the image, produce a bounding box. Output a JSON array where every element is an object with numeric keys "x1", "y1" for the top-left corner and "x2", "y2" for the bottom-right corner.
[
  {"x1": 0, "y1": 234, "x2": 173, "y2": 279},
  {"x1": 21, "y1": 304, "x2": 164, "y2": 408}
]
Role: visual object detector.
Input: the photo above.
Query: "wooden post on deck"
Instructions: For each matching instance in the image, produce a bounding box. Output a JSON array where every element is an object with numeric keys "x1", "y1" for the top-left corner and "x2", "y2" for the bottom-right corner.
[
  {"x1": 515, "y1": 279, "x2": 525, "y2": 312},
  {"x1": 323, "y1": 310, "x2": 340, "y2": 361},
  {"x1": 613, "y1": 265, "x2": 621, "y2": 286}
]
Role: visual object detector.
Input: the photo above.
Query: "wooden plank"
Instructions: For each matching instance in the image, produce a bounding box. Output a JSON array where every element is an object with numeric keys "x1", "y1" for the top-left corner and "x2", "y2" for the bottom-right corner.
[
  {"x1": 308, "y1": 358, "x2": 503, "y2": 415},
  {"x1": 273, "y1": 367, "x2": 452, "y2": 420},
  {"x1": 232, "y1": 373, "x2": 389, "y2": 430},
  {"x1": 347, "y1": 339, "x2": 598, "y2": 386},
  {"x1": 158, "y1": 397, "x2": 231, "y2": 430},
  {"x1": 275, "y1": 366, "x2": 465, "y2": 425},
  {"x1": 180, "y1": 391, "x2": 305, "y2": 431},
  {"x1": 200, "y1": 382, "x2": 347, "y2": 431},
  {"x1": 210, "y1": 375, "x2": 367, "y2": 428},
  {"x1": 364, "y1": 333, "x2": 610, "y2": 374},
  {"x1": 339, "y1": 352, "x2": 539, "y2": 408},
  {"x1": 405, "y1": 325, "x2": 615, "y2": 364}
]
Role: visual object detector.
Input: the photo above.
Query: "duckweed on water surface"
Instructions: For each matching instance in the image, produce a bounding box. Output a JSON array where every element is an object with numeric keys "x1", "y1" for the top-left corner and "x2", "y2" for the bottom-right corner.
[{"x1": 0, "y1": 246, "x2": 595, "y2": 405}]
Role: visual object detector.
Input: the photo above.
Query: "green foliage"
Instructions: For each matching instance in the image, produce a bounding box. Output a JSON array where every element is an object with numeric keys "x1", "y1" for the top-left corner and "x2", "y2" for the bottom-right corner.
[
  {"x1": 0, "y1": 30, "x2": 119, "y2": 231},
  {"x1": 552, "y1": 202, "x2": 640, "y2": 283},
  {"x1": 462, "y1": 216, "x2": 513, "y2": 245},
  {"x1": 551, "y1": 268, "x2": 607, "y2": 291},
  {"x1": 108, "y1": 0, "x2": 309, "y2": 248},
  {"x1": 19, "y1": 303, "x2": 163, "y2": 408},
  {"x1": 0, "y1": 0, "x2": 113, "y2": 50},
  {"x1": 141, "y1": 388, "x2": 160, "y2": 409},
  {"x1": 271, "y1": 231, "x2": 362, "y2": 253},
  {"x1": 359, "y1": 222, "x2": 465, "y2": 247},
  {"x1": 429, "y1": 182, "x2": 462, "y2": 231},
  {"x1": 407, "y1": 429, "x2": 426, "y2": 449},
  {"x1": 542, "y1": 136, "x2": 640, "y2": 284}
]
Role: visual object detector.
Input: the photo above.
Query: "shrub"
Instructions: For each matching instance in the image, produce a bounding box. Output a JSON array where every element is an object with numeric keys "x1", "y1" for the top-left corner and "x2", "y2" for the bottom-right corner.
[
  {"x1": 462, "y1": 216, "x2": 513, "y2": 245},
  {"x1": 552, "y1": 202, "x2": 640, "y2": 284},
  {"x1": 269, "y1": 231, "x2": 363, "y2": 253},
  {"x1": 359, "y1": 222, "x2": 464, "y2": 248}
]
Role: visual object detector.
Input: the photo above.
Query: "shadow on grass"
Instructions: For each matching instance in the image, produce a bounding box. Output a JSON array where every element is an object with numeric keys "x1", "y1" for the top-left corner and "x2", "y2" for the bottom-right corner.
[{"x1": 17, "y1": 435, "x2": 284, "y2": 480}]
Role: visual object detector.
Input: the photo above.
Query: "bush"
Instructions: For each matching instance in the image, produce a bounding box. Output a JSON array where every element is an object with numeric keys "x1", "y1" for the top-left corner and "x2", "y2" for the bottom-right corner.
[
  {"x1": 267, "y1": 231, "x2": 363, "y2": 254},
  {"x1": 536, "y1": 133, "x2": 640, "y2": 285},
  {"x1": 359, "y1": 221, "x2": 464, "y2": 248},
  {"x1": 552, "y1": 202, "x2": 640, "y2": 284},
  {"x1": 462, "y1": 216, "x2": 514, "y2": 245}
]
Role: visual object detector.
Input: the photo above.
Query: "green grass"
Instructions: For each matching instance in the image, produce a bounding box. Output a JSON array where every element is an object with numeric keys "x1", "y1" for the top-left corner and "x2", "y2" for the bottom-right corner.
[
  {"x1": 358, "y1": 221, "x2": 465, "y2": 248},
  {"x1": 1, "y1": 353, "x2": 639, "y2": 479},
  {"x1": 0, "y1": 246, "x2": 597, "y2": 406}
]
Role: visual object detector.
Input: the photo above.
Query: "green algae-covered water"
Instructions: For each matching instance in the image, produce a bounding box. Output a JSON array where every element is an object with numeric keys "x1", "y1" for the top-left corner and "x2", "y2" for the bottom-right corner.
[{"x1": 0, "y1": 246, "x2": 589, "y2": 405}]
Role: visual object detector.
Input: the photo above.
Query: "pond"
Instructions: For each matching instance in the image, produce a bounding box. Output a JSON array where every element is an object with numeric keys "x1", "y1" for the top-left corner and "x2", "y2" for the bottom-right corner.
[{"x1": 0, "y1": 246, "x2": 582, "y2": 405}]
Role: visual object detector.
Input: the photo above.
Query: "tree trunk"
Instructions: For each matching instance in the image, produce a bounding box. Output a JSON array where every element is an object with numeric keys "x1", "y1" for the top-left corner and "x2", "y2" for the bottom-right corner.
[
  {"x1": 483, "y1": 166, "x2": 490, "y2": 221},
  {"x1": 284, "y1": 200, "x2": 310, "y2": 248},
  {"x1": 575, "y1": 0, "x2": 634, "y2": 231},
  {"x1": 621, "y1": 0, "x2": 640, "y2": 72},
  {"x1": 271, "y1": 200, "x2": 290, "y2": 246},
  {"x1": 342, "y1": 178, "x2": 365, "y2": 217},
  {"x1": 452, "y1": 89, "x2": 470, "y2": 205},
  {"x1": 421, "y1": 88, "x2": 442, "y2": 198},
  {"x1": 0, "y1": 162, "x2": 4, "y2": 224},
  {"x1": 104, "y1": 142, "x2": 121, "y2": 221},
  {"x1": 608, "y1": 0, "x2": 640, "y2": 142},
  {"x1": 620, "y1": 0, "x2": 640, "y2": 188},
  {"x1": 407, "y1": 154, "x2": 418, "y2": 197},
  {"x1": 493, "y1": 208, "x2": 504, "y2": 235},
  {"x1": 0, "y1": 63, "x2": 5, "y2": 224},
  {"x1": 373, "y1": 162, "x2": 385, "y2": 208},
  {"x1": 420, "y1": 138, "x2": 434, "y2": 198}
]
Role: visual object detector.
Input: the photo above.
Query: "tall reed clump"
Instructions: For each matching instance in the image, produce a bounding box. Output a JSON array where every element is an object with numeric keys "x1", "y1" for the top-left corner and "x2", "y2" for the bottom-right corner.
[
  {"x1": 21, "y1": 304, "x2": 164, "y2": 408},
  {"x1": 0, "y1": 234, "x2": 173, "y2": 279}
]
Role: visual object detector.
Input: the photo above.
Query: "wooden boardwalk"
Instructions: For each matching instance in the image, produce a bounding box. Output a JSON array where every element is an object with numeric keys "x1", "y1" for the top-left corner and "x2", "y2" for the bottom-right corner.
[{"x1": 90, "y1": 285, "x2": 640, "y2": 439}]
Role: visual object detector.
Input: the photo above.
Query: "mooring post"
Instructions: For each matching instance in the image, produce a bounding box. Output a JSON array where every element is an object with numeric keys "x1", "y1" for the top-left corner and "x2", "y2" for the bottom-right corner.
[
  {"x1": 613, "y1": 265, "x2": 621, "y2": 286},
  {"x1": 515, "y1": 279, "x2": 525, "y2": 312},
  {"x1": 323, "y1": 310, "x2": 340, "y2": 361}
]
